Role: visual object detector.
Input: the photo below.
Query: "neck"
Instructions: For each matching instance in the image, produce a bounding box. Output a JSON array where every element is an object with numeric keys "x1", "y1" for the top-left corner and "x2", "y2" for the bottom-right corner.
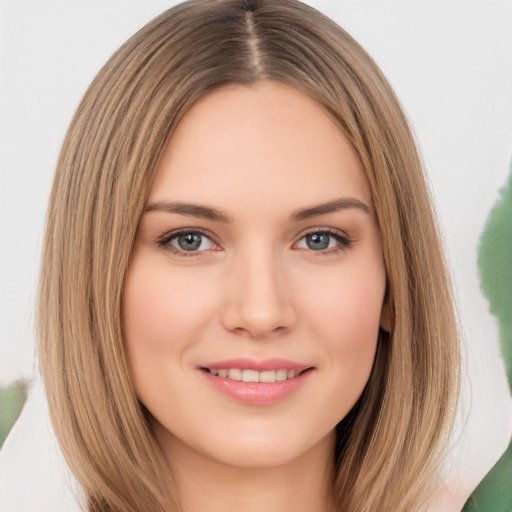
[{"x1": 161, "y1": 432, "x2": 336, "y2": 512}]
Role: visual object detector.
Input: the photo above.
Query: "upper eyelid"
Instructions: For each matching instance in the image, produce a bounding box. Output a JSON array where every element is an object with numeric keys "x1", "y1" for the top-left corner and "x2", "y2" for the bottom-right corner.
[
  {"x1": 158, "y1": 226, "x2": 348, "y2": 240},
  {"x1": 295, "y1": 226, "x2": 350, "y2": 241},
  {"x1": 158, "y1": 227, "x2": 215, "y2": 242},
  {"x1": 300, "y1": 226, "x2": 347, "y2": 236},
  {"x1": 157, "y1": 226, "x2": 350, "y2": 252}
]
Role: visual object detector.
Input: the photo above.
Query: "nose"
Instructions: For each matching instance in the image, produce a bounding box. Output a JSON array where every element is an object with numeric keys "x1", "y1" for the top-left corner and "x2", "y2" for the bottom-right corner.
[{"x1": 220, "y1": 245, "x2": 297, "y2": 339}]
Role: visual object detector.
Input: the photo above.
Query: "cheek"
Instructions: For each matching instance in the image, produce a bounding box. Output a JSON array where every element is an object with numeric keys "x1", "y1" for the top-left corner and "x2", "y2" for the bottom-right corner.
[
  {"x1": 125, "y1": 258, "x2": 206, "y2": 344},
  {"x1": 124, "y1": 273, "x2": 181, "y2": 350},
  {"x1": 300, "y1": 259, "x2": 385, "y2": 393},
  {"x1": 122, "y1": 257, "x2": 217, "y2": 386},
  {"x1": 303, "y1": 261, "x2": 385, "y2": 341}
]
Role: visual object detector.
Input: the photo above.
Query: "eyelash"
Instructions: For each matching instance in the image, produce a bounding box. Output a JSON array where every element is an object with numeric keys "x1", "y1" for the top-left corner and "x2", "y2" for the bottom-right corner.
[
  {"x1": 157, "y1": 228, "x2": 352, "y2": 257},
  {"x1": 296, "y1": 228, "x2": 352, "y2": 255},
  {"x1": 157, "y1": 228, "x2": 216, "y2": 258}
]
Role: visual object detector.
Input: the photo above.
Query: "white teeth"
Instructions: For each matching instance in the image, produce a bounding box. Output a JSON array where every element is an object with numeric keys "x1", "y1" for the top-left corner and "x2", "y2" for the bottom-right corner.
[
  {"x1": 259, "y1": 370, "x2": 276, "y2": 383},
  {"x1": 227, "y1": 368, "x2": 242, "y2": 381},
  {"x1": 276, "y1": 369, "x2": 287, "y2": 381},
  {"x1": 208, "y1": 367, "x2": 303, "y2": 382},
  {"x1": 242, "y1": 369, "x2": 259, "y2": 382}
]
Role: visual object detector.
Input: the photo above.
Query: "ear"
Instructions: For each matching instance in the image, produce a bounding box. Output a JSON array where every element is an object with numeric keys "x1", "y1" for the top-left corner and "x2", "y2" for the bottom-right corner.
[{"x1": 379, "y1": 295, "x2": 392, "y2": 333}]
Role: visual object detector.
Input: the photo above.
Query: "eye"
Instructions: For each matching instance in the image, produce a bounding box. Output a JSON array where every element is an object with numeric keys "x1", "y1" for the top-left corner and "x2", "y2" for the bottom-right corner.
[
  {"x1": 158, "y1": 230, "x2": 217, "y2": 255},
  {"x1": 295, "y1": 230, "x2": 351, "y2": 252}
]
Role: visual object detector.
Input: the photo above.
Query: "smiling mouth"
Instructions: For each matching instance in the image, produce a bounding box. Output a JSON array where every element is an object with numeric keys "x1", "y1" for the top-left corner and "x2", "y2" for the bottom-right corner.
[
  {"x1": 199, "y1": 361, "x2": 314, "y2": 404},
  {"x1": 201, "y1": 368, "x2": 311, "y2": 383}
]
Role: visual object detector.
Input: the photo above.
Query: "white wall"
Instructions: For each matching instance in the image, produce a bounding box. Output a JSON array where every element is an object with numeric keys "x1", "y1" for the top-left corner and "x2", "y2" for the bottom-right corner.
[{"x1": 1, "y1": 1, "x2": 511, "y2": 510}]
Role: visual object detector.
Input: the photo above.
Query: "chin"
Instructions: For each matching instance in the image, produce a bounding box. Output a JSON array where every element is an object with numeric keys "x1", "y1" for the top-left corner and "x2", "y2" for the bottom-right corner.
[{"x1": 189, "y1": 426, "x2": 336, "y2": 471}]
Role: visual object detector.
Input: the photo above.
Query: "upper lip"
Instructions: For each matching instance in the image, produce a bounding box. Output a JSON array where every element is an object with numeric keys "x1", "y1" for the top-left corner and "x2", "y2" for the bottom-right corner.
[{"x1": 199, "y1": 358, "x2": 312, "y2": 373}]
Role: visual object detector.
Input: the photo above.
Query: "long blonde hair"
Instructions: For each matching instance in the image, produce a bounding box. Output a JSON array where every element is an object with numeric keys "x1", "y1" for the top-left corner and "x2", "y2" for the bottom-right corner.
[{"x1": 38, "y1": 1, "x2": 459, "y2": 510}]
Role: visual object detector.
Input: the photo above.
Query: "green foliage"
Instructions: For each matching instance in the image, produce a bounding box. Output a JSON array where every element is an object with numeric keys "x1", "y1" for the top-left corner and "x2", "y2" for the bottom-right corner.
[
  {"x1": 462, "y1": 439, "x2": 512, "y2": 512},
  {"x1": 477, "y1": 169, "x2": 512, "y2": 392},
  {"x1": 464, "y1": 167, "x2": 512, "y2": 511},
  {"x1": 0, "y1": 382, "x2": 27, "y2": 448}
]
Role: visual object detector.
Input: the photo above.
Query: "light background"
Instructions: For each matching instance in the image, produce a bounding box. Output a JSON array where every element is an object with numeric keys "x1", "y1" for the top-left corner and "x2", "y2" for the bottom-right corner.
[{"x1": 0, "y1": 1, "x2": 511, "y2": 510}]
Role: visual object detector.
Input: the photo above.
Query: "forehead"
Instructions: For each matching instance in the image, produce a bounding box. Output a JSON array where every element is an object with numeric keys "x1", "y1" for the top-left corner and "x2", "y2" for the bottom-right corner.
[{"x1": 149, "y1": 81, "x2": 372, "y2": 212}]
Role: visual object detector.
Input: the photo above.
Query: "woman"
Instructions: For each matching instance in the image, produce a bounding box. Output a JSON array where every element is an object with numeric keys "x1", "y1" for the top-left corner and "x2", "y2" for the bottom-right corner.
[{"x1": 38, "y1": 1, "x2": 460, "y2": 510}]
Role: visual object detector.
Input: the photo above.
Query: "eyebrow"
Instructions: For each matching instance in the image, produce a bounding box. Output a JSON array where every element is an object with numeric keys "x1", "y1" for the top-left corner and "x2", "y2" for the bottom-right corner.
[
  {"x1": 144, "y1": 197, "x2": 370, "y2": 223},
  {"x1": 145, "y1": 201, "x2": 232, "y2": 223},
  {"x1": 290, "y1": 198, "x2": 371, "y2": 221}
]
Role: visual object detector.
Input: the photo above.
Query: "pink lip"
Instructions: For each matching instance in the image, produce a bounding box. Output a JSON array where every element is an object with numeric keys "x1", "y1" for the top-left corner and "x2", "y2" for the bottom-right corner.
[{"x1": 198, "y1": 358, "x2": 314, "y2": 406}]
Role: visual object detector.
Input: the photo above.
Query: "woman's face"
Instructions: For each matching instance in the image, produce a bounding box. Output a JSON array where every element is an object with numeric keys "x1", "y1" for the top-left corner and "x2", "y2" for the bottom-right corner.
[{"x1": 123, "y1": 82, "x2": 388, "y2": 470}]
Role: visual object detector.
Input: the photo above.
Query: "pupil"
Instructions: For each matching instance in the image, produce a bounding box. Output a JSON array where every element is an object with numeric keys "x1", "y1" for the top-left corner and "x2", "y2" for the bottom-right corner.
[
  {"x1": 178, "y1": 233, "x2": 201, "y2": 251},
  {"x1": 307, "y1": 233, "x2": 330, "y2": 250}
]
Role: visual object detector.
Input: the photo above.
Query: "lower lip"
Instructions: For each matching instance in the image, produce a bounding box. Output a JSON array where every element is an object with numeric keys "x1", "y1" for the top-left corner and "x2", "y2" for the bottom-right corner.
[{"x1": 200, "y1": 369, "x2": 313, "y2": 405}]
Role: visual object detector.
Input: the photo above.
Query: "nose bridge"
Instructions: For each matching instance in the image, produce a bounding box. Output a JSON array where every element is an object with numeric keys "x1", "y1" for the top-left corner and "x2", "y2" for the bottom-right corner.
[{"x1": 221, "y1": 240, "x2": 295, "y2": 337}]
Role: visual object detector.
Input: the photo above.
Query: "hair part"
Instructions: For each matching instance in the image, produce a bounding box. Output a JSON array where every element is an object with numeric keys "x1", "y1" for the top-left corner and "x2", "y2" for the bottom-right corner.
[{"x1": 38, "y1": 1, "x2": 459, "y2": 511}]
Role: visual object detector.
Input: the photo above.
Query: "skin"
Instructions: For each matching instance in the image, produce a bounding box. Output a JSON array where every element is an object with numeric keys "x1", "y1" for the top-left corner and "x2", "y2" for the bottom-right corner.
[{"x1": 123, "y1": 82, "x2": 388, "y2": 512}]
